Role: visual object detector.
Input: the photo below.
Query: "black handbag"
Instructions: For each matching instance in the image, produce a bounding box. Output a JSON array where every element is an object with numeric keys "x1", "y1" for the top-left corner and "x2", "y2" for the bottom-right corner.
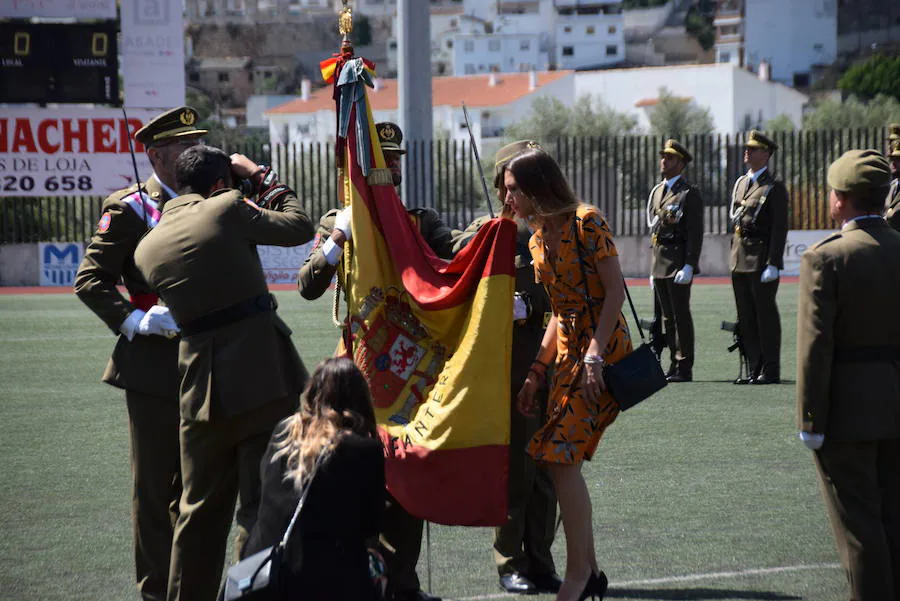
[
  {"x1": 223, "y1": 454, "x2": 324, "y2": 601},
  {"x1": 574, "y1": 220, "x2": 667, "y2": 411}
]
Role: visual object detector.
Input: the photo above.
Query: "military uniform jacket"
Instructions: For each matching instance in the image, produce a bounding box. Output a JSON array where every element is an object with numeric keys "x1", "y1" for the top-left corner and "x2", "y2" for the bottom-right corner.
[
  {"x1": 298, "y1": 206, "x2": 472, "y2": 300},
  {"x1": 729, "y1": 169, "x2": 789, "y2": 273},
  {"x1": 74, "y1": 177, "x2": 180, "y2": 399},
  {"x1": 648, "y1": 177, "x2": 704, "y2": 279},
  {"x1": 463, "y1": 216, "x2": 551, "y2": 388},
  {"x1": 134, "y1": 188, "x2": 315, "y2": 421},
  {"x1": 885, "y1": 179, "x2": 900, "y2": 231},
  {"x1": 796, "y1": 218, "x2": 900, "y2": 442}
]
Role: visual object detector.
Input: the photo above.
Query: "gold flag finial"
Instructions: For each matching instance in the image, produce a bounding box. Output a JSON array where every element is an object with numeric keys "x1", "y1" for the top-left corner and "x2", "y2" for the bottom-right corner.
[{"x1": 339, "y1": 0, "x2": 353, "y2": 40}]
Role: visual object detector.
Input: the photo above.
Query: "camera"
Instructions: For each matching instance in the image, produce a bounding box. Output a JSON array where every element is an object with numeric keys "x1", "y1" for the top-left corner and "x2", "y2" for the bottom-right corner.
[{"x1": 721, "y1": 320, "x2": 738, "y2": 333}]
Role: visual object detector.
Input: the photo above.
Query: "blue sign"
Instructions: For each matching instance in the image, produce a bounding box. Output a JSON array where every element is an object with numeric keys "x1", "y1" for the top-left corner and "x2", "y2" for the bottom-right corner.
[{"x1": 40, "y1": 243, "x2": 83, "y2": 286}]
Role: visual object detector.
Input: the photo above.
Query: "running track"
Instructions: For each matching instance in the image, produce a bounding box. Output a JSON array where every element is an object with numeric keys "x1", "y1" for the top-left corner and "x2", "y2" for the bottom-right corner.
[{"x1": 1, "y1": 276, "x2": 800, "y2": 295}]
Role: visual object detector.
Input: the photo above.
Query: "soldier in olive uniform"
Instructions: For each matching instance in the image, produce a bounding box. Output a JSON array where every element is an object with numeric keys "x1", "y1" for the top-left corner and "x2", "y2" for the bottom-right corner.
[
  {"x1": 885, "y1": 141, "x2": 900, "y2": 231},
  {"x1": 134, "y1": 145, "x2": 314, "y2": 601},
  {"x1": 298, "y1": 122, "x2": 468, "y2": 601},
  {"x1": 647, "y1": 139, "x2": 703, "y2": 382},
  {"x1": 73, "y1": 107, "x2": 206, "y2": 601},
  {"x1": 729, "y1": 130, "x2": 789, "y2": 385},
  {"x1": 471, "y1": 140, "x2": 560, "y2": 596},
  {"x1": 797, "y1": 149, "x2": 900, "y2": 601}
]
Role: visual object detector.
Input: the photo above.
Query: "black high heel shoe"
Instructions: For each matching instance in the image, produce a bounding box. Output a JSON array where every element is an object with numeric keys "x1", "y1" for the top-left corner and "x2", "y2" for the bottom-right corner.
[{"x1": 577, "y1": 570, "x2": 608, "y2": 601}]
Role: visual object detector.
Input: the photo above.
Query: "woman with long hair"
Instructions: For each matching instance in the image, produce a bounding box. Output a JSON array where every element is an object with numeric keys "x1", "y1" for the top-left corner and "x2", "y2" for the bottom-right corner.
[
  {"x1": 504, "y1": 148, "x2": 632, "y2": 601},
  {"x1": 243, "y1": 357, "x2": 385, "y2": 600}
]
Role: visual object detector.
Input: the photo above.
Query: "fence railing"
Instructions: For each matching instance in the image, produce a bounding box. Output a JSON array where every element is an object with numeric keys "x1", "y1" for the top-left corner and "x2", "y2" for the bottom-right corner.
[{"x1": 1, "y1": 127, "x2": 890, "y2": 244}]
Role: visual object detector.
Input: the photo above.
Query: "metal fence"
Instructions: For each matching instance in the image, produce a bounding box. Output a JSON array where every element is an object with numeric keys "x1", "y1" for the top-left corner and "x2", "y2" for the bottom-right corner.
[{"x1": 1, "y1": 127, "x2": 891, "y2": 244}]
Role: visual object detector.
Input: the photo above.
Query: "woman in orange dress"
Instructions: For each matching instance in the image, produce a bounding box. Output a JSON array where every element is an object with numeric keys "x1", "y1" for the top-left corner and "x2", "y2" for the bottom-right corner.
[{"x1": 504, "y1": 148, "x2": 631, "y2": 601}]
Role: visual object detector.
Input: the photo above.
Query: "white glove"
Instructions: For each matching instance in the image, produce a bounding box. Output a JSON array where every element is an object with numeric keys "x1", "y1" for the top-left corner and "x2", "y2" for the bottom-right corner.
[
  {"x1": 333, "y1": 206, "x2": 352, "y2": 241},
  {"x1": 649, "y1": 276, "x2": 655, "y2": 290},
  {"x1": 673, "y1": 264, "x2": 694, "y2": 285},
  {"x1": 799, "y1": 432, "x2": 825, "y2": 451},
  {"x1": 137, "y1": 305, "x2": 180, "y2": 339},
  {"x1": 513, "y1": 294, "x2": 529, "y2": 320},
  {"x1": 760, "y1": 265, "x2": 779, "y2": 283}
]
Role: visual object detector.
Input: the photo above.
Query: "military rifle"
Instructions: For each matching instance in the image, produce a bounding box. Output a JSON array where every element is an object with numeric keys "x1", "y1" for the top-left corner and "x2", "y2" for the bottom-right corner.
[
  {"x1": 639, "y1": 289, "x2": 667, "y2": 362},
  {"x1": 721, "y1": 320, "x2": 751, "y2": 381}
]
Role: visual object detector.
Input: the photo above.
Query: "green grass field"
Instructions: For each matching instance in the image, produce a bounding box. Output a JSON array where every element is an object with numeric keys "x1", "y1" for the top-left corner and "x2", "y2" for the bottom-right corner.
[{"x1": 0, "y1": 283, "x2": 849, "y2": 601}]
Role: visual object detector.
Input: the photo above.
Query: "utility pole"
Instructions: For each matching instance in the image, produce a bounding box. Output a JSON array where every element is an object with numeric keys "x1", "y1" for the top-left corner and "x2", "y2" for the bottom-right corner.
[{"x1": 397, "y1": 0, "x2": 433, "y2": 207}]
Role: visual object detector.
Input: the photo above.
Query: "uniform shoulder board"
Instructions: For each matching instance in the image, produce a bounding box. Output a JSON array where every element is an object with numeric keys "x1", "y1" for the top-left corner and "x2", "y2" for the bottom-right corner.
[{"x1": 811, "y1": 232, "x2": 842, "y2": 249}]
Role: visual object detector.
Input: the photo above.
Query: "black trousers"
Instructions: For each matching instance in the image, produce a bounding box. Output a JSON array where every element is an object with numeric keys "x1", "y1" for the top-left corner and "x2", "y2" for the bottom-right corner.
[
  {"x1": 653, "y1": 277, "x2": 694, "y2": 371},
  {"x1": 731, "y1": 271, "x2": 780, "y2": 376}
]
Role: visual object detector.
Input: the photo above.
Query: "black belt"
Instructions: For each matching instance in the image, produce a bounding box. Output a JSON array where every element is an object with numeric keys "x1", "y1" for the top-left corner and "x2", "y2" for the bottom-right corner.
[
  {"x1": 180, "y1": 293, "x2": 278, "y2": 337},
  {"x1": 833, "y1": 345, "x2": 900, "y2": 363}
]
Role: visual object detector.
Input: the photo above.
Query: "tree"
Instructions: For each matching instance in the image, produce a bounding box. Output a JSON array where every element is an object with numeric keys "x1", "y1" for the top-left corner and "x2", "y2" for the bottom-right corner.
[
  {"x1": 838, "y1": 54, "x2": 900, "y2": 101},
  {"x1": 764, "y1": 114, "x2": 797, "y2": 132},
  {"x1": 503, "y1": 94, "x2": 637, "y2": 143},
  {"x1": 647, "y1": 87, "x2": 715, "y2": 137},
  {"x1": 802, "y1": 94, "x2": 900, "y2": 130}
]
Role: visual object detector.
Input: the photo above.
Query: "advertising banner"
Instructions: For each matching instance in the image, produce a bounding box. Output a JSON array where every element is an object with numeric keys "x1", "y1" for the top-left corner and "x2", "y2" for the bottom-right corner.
[
  {"x1": 0, "y1": 0, "x2": 116, "y2": 19},
  {"x1": 257, "y1": 242, "x2": 315, "y2": 285},
  {"x1": 121, "y1": 0, "x2": 186, "y2": 108},
  {"x1": 782, "y1": 229, "x2": 834, "y2": 276},
  {"x1": 39, "y1": 242, "x2": 83, "y2": 286},
  {"x1": 0, "y1": 106, "x2": 162, "y2": 198}
]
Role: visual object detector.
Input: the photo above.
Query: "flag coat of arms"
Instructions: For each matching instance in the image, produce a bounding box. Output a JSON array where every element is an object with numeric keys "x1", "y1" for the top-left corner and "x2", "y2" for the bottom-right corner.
[{"x1": 326, "y1": 54, "x2": 516, "y2": 526}]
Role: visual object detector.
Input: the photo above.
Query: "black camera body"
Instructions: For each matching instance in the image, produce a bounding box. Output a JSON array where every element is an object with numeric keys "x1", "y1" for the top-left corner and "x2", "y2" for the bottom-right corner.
[{"x1": 721, "y1": 320, "x2": 739, "y2": 333}]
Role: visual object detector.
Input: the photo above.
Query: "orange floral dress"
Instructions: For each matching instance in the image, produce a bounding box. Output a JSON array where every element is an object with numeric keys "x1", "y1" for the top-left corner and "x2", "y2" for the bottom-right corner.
[{"x1": 526, "y1": 205, "x2": 632, "y2": 464}]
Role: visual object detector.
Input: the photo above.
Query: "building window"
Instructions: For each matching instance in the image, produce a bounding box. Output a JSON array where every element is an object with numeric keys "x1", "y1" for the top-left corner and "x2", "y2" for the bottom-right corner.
[
  {"x1": 562, "y1": 46, "x2": 574, "y2": 56},
  {"x1": 488, "y1": 39, "x2": 501, "y2": 52},
  {"x1": 608, "y1": 25, "x2": 616, "y2": 34},
  {"x1": 218, "y1": 72, "x2": 229, "y2": 82},
  {"x1": 719, "y1": 51, "x2": 731, "y2": 63},
  {"x1": 464, "y1": 39, "x2": 474, "y2": 52},
  {"x1": 450, "y1": 19, "x2": 457, "y2": 27},
  {"x1": 520, "y1": 39, "x2": 530, "y2": 51},
  {"x1": 464, "y1": 64, "x2": 475, "y2": 74},
  {"x1": 605, "y1": 45, "x2": 617, "y2": 56},
  {"x1": 189, "y1": 72, "x2": 199, "y2": 82},
  {"x1": 586, "y1": 26, "x2": 595, "y2": 35},
  {"x1": 563, "y1": 25, "x2": 572, "y2": 33},
  {"x1": 447, "y1": 39, "x2": 453, "y2": 48}
]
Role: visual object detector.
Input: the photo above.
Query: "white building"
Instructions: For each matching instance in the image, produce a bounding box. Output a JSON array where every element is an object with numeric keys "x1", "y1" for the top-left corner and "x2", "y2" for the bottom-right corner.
[
  {"x1": 573, "y1": 63, "x2": 808, "y2": 134},
  {"x1": 264, "y1": 70, "x2": 575, "y2": 148},
  {"x1": 555, "y1": 0, "x2": 625, "y2": 70},
  {"x1": 713, "y1": 0, "x2": 837, "y2": 87},
  {"x1": 452, "y1": 33, "x2": 550, "y2": 75}
]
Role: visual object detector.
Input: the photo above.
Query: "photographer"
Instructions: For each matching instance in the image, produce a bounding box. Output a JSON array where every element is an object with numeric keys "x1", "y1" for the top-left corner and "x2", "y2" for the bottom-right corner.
[{"x1": 134, "y1": 145, "x2": 315, "y2": 601}]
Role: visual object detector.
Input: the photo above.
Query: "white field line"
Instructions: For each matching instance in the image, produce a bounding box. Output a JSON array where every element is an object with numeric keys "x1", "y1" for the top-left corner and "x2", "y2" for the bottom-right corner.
[{"x1": 450, "y1": 562, "x2": 841, "y2": 601}]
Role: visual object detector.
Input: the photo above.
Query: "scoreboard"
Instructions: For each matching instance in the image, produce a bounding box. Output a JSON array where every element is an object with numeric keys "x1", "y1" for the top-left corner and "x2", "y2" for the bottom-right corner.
[{"x1": 0, "y1": 22, "x2": 119, "y2": 105}]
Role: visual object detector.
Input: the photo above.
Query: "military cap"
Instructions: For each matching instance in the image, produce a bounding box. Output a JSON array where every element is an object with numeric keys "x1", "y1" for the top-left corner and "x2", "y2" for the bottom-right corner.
[
  {"x1": 134, "y1": 106, "x2": 207, "y2": 147},
  {"x1": 659, "y1": 139, "x2": 692, "y2": 163},
  {"x1": 827, "y1": 149, "x2": 891, "y2": 194},
  {"x1": 888, "y1": 123, "x2": 900, "y2": 142},
  {"x1": 493, "y1": 139, "x2": 542, "y2": 183},
  {"x1": 376, "y1": 122, "x2": 405, "y2": 155},
  {"x1": 887, "y1": 140, "x2": 900, "y2": 159},
  {"x1": 744, "y1": 130, "x2": 778, "y2": 152}
]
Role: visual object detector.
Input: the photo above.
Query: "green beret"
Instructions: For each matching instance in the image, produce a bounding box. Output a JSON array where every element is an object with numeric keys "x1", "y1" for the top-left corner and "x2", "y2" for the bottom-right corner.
[
  {"x1": 660, "y1": 138, "x2": 692, "y2": 163},
  {"x1": 134, "y1": 106, "x2": 207, "y2": 147},
  {"x1": 888, "y1": 123, "x2": 900, "y2": 142},
  {"x1": 376, "y1": 122, "x2": 406, "y2": 155},
  {"x1": 493, "y1": 140, "x2": 541, "y2": 181},
  {"x1": 888, "y1": 140, "x2": 900, "y2": 159},
  {"x1": 744, "y1": 130, "x2": 777, "y2": 152},
  {"x1": 827, "y1": 149, "x2": 891, "y2": 194}
]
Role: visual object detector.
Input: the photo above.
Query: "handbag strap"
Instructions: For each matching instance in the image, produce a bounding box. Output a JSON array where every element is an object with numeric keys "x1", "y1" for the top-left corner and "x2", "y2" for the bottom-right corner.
[
  {"x1": 572, "y1": 213, "x2": 646, "y2": 344},
  {"x1": 279, "y1": 448, "x2": 330, "y2": 549}
]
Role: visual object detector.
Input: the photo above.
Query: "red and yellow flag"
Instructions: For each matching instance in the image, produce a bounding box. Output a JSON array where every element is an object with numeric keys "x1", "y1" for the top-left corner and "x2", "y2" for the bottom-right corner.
[{"x1": 332, "y1": 61, "x2": 516, "y2": 527}]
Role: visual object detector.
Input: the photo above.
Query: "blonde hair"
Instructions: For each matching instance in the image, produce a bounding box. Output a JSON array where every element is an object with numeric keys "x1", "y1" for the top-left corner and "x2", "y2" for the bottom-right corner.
[{"x1": 273, "y1": 358, "x2": 378, "y2": 491}]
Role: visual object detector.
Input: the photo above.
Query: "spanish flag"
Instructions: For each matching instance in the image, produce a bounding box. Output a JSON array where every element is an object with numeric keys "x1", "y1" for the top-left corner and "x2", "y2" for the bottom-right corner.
[{"x1": 330, "y1": 57, "x2": 516, "y2": 526}]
